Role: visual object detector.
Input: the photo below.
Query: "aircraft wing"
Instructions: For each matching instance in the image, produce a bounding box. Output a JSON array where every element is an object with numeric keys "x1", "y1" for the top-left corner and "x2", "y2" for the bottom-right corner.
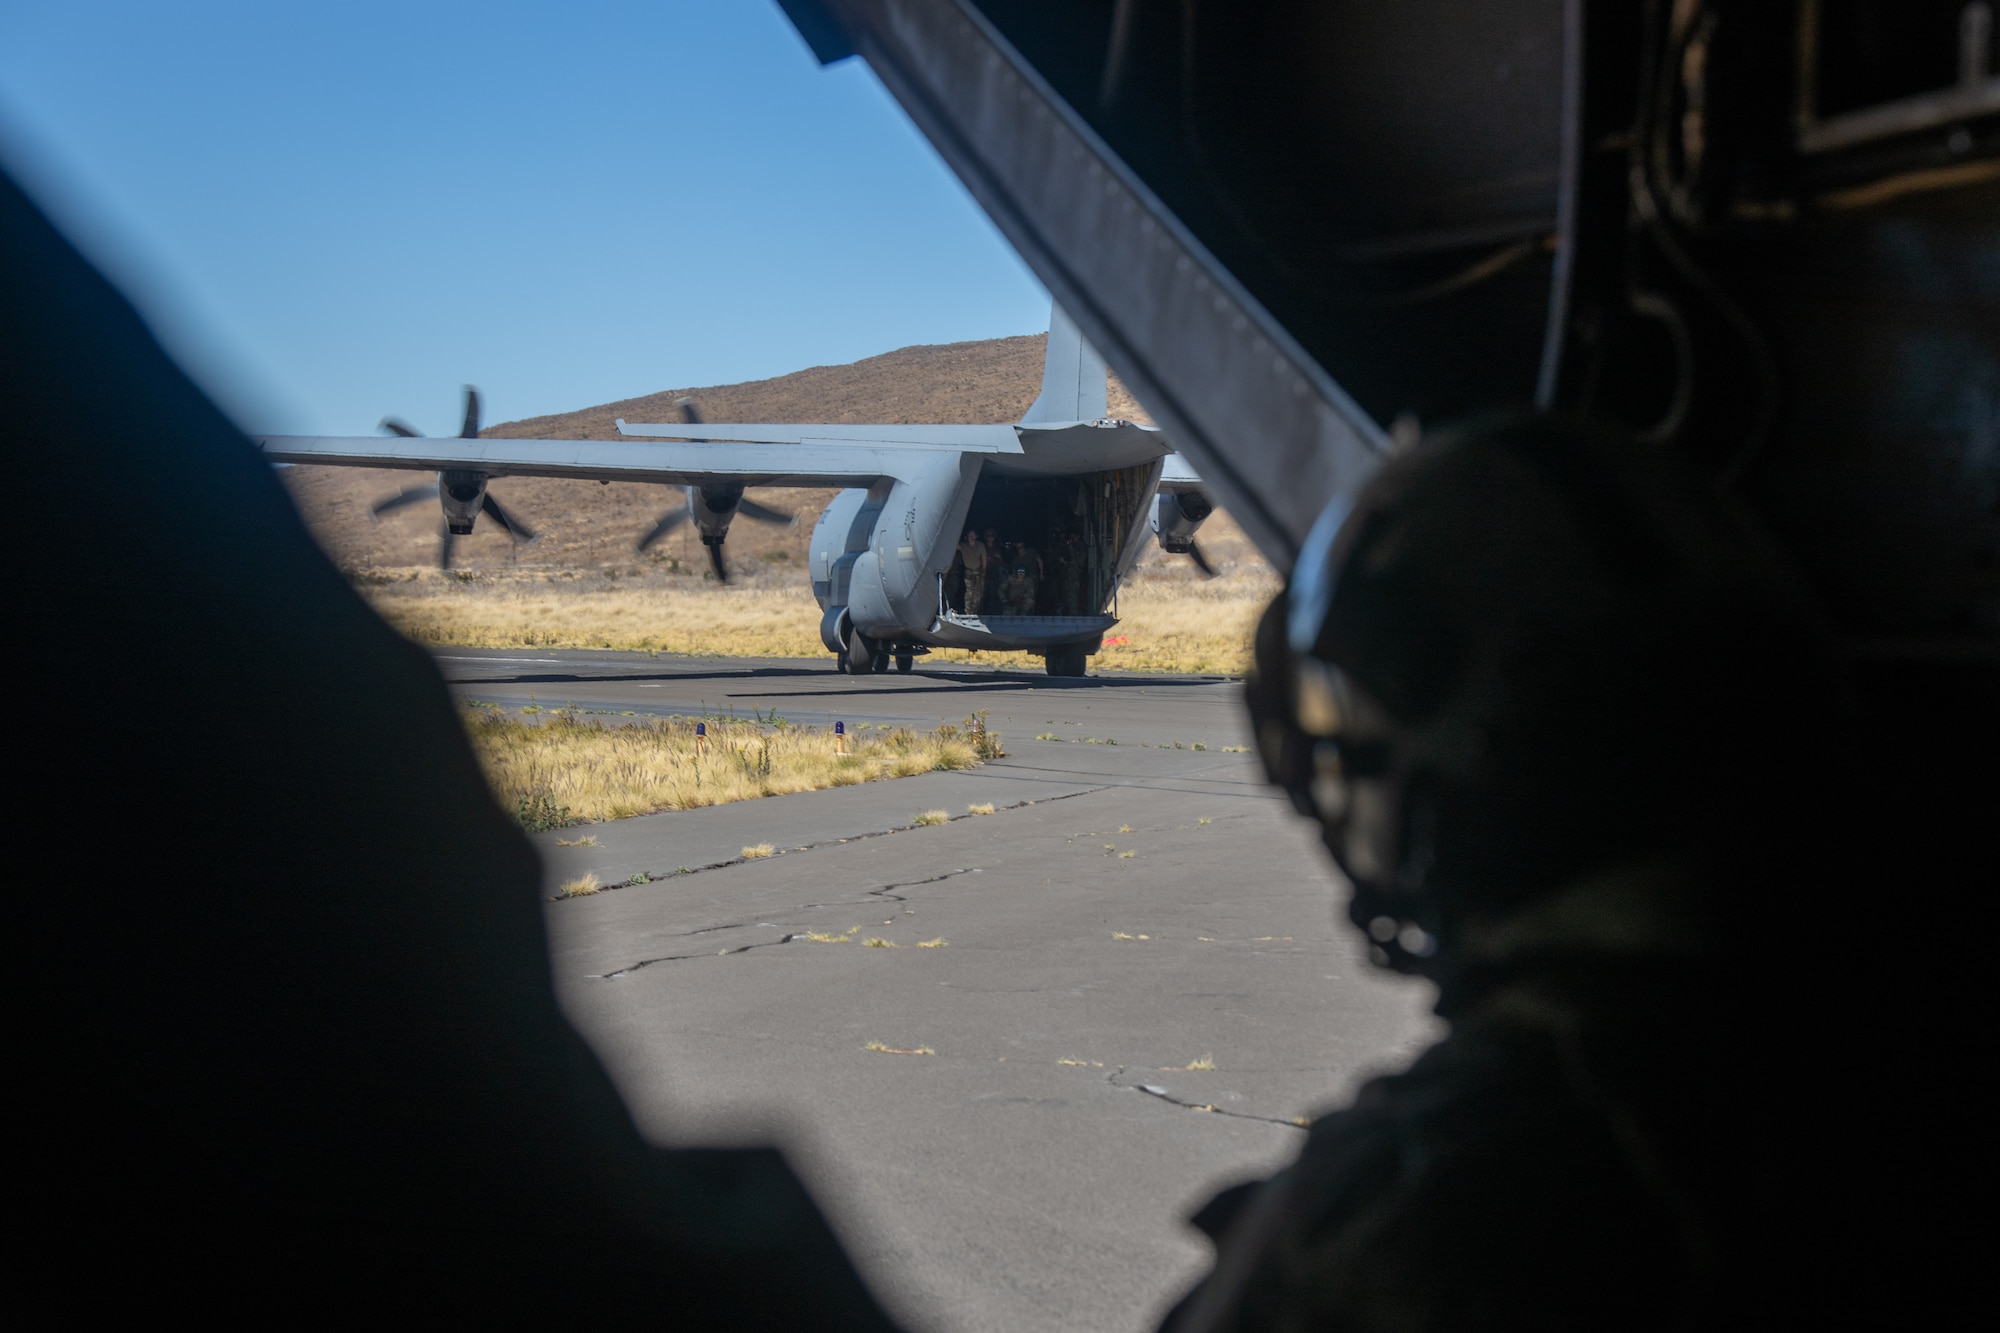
[
  {"x1": 612, "y1": 420, "x2": 1023, "y2": 450},
  {"x1": 258, "y1": 417, "x2": 1187, "y2": 487},
  {"x1": 255, "y1": 425, "x2": 1022, "y2": 488}
]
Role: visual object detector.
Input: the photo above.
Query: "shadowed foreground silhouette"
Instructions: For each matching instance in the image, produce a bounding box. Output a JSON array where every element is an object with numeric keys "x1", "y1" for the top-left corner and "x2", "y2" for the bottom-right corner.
[{"x1": 4, "y1": 168, "x2": 896, "y2": 1325}]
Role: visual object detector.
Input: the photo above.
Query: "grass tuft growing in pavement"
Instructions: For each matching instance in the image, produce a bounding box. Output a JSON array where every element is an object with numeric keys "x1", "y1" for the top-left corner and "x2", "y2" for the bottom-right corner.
[
  {"x1": 916, "y1": 938, "x2": 948, "y2": 949},
  {"x1": 464, "y1": 710, "x2": 985, "y2": 828},
  {"x1": 863, "y1": 1041, "x2": 935, "y2": 1056},
  {"x1": 741, "y1": 843, "x2": 775, "y2": 859},
  {"x1": 912, "y1": 809, "x2": 950, "y2": 827},
  {"x1": 556, "y1": 872, "x2": 600, "y2": 898},
  {"x1": 967, "y1": 802, "x2": 996, "y2": 816}
]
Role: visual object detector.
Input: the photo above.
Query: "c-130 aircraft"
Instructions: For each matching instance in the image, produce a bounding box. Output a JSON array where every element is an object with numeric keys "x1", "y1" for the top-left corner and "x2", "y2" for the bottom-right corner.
[{"x1": 256, "y1": 306, "x2": 1216, "y2": 676}]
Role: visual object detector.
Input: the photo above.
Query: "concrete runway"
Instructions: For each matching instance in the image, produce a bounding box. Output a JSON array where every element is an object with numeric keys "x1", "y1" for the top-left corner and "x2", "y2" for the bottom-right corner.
[{"x1": 442, "y1": 650, "x2": 1439, "y2": 1332}]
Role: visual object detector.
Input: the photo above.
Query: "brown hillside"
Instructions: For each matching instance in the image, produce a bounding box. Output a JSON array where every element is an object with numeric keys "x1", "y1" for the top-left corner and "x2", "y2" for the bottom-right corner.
[
  {"x1": 487, "y1": 332, "x2": 1153, "y2": 439},
  {"x1": 280, "y1": 332, "x2": 1266, "y2": 580}
]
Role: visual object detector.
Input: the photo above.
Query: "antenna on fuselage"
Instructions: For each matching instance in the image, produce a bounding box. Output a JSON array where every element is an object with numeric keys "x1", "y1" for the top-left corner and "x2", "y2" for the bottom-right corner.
[{"x1": 1020, "y1": 303, "x2": 1108, "y2": 424}]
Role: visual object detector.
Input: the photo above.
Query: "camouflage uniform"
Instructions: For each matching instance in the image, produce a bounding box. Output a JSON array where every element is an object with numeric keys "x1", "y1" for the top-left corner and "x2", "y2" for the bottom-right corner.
[{"x1": 957, "y1": 535, "x2": 988, "y2": 615}]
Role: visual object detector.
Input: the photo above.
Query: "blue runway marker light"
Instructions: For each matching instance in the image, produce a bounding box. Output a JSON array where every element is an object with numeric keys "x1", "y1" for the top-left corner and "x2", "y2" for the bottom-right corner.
[
  {"x1": 696, "y1": 721, "x2": 706, "y2": 737},
  {"x1": 834, "y1": 721, "x2": 844, "y2": 735}
]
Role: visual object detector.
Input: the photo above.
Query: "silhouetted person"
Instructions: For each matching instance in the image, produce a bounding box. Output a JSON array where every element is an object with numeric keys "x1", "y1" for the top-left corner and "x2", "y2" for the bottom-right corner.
[
  {"x1": 5, "y1": 166, "x2": 897, "y2": 1325},
  {"x1": 1057, "y1": 527, "x2": 1086, "y2": 614},
  {"x1": 1170, "y1": 417, "x2": 1855, "y2": 1332}
]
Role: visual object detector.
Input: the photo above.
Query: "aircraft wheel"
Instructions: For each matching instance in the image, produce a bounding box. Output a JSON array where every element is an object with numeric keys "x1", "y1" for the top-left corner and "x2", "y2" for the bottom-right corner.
[
  {"x1": 895, "y1": 653, "x2": 914, "y2": 673},
  {"x1": 871, "y1": 650, "x2": 891, "y2": 674},
  {"x1": 846, "y1": 633, "x2": 875, "y2": 675},
  {"x1": 835, "y1": 652, "x2": 849, "y2": 674},
  {"x1": 1045, "y1": 645, "x2": 1088, "y2": 677}
]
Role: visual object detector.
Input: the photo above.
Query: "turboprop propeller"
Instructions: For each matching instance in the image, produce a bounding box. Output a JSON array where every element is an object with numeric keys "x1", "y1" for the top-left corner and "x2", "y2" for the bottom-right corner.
[
  {"x1": 634, "y1": 397, "x2": 795, "y2": 582},
  {"x1": 368, "y1": 387, "x2": 537, "y2": 569}
]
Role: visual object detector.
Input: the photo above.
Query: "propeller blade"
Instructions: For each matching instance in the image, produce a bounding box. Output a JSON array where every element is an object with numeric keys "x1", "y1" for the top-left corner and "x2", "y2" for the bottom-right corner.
[
  {"x1": 676, "y1": 396, "x2": 703, "y2": 426},
  {"x1": 1187, "y1": 538, "x2": 1217, "y2": 577},
  {"x1": 737, "y1": 496, "x2": 796, "y2": 526},
  {"x1": 438, "y1": 525, "x2": 457, "y2": 570},
  {"x1": 379, "y1": 416, "x2": 422, "y2": 438},
  {"x1": 705, "y1": 541, "x2": 729, "y2": 583},
  {"x1": 636, "y1": 506, "x2": 691, "y2": 554},
  {"x1": 481, "y1": 493, "x2": 538, "y2": 543},
  {"x1": 370, "y1": 482, "x2": 439, "y2": 519},
  {"x1": 459, "y1": 386, "x2": 481, "y2": 439}
]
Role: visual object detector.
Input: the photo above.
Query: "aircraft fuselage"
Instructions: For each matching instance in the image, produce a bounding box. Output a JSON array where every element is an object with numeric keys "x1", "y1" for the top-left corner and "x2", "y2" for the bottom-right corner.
[{"x1": 807, "y1": 420, "x2": 1167, "y2": 675}]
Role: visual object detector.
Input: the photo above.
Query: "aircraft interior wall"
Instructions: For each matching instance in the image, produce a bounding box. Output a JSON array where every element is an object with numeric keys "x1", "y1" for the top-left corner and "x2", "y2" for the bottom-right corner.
[{"x1": 950, "y1": 463, "x2": 1154, "y2": 618}]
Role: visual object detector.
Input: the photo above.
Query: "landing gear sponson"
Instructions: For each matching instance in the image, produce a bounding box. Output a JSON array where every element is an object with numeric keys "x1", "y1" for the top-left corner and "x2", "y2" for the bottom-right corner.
[
  {"x1": 836, "y1": 625, "x2": 1086, "y2": 677},
  {"x1": 838, "y1": 631, "x2": 928, "y2": 676}
]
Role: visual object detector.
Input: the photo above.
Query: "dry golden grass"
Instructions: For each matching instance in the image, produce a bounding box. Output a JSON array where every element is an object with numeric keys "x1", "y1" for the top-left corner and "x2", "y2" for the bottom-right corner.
[
  {"x1": 912, "y1": 809, "x2": 950, "y2": 827},
  {"x1": 863, "y1": 1041, "x2": 935, "y2": 1056},
  {"x1": 359, "y1": 566, "x2": 1275, "y2": 676},
  {"x1": 967, "y1": 802, "x2": 995, "y2": 816},
  {"x1": 556, "y1": 872, "x2": 600, "y2": 899},
  {"x1": 372, "y1": 577, "x2": 822, "y2": 657},
  {"x1": 467, "y1": 710, "x2": 984, "y2": 826}
]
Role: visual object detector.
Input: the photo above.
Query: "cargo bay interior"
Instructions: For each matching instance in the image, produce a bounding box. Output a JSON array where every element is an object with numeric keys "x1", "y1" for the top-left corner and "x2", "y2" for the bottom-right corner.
[{"x1": 946, "y1": 462, "x2": 1155, "y2": 618}]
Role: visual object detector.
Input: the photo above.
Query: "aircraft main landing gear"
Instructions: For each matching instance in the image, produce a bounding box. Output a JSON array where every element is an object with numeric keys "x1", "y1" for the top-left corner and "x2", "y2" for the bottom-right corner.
[
  {"x1": 1045, "y1": 644, "x2": 1088, "y2": 677},
  {"x1": 846, "y1": 631, "x2": 876, "y2": 675},
  {"x1": 842, "y1": 631, "x2": 922, "y2": 676}
]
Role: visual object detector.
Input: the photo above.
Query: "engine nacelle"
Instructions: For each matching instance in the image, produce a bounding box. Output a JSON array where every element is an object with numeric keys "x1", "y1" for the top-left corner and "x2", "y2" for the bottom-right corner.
[
  {"x1": 439, "y1": 469, "x2": 490, "y2": 535},
  {"x1": 1153, "y1": 489, "x2": 1213, "y2": 554},
  {"x1": 693, "y1": 483, "x2": 744, "y2": 548}
]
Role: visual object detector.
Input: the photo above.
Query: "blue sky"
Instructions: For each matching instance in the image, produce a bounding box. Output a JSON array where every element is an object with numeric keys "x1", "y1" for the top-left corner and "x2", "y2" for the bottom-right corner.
[{"x1": 0, "y1": 1, "x2": 1048, "y2": 435}]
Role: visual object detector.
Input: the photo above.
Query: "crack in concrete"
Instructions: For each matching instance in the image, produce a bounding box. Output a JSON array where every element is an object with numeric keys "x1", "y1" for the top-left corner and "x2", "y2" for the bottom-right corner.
[
  {"x1": 805, "y1": 865, "x2": 979, "y2": 911},
  {"x1": 597, "y1": 933, "x2": 797, "y2": 978},
  {"x1": 595, "y1": 868, "x2": 982, "y2": 979},
  {"x1": 1104, "y1": 1066, "x2": 1309, "y2": 1130},
  {"x1": 549, "y1": 788, "x2": 1103, "y2": 901}
]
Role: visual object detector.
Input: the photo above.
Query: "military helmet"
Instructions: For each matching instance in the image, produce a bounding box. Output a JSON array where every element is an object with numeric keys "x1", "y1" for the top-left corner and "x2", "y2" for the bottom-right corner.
[{"x1": 1248, "y1": 415, "x2": 1833, "y2": 984}]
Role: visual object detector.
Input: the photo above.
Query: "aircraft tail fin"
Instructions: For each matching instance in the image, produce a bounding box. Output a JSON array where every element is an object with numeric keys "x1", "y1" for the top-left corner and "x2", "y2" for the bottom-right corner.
[{"x1": 1021, "y1": 304, "x2": 1108, "y2": 424}]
